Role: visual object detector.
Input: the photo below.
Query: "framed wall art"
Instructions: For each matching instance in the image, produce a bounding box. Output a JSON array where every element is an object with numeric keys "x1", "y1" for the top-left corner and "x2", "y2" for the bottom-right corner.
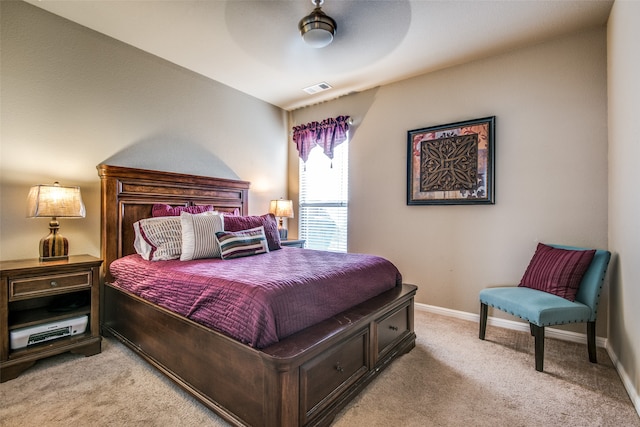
[{"x1": 407, "y1": 116, "x2": 495, "y2": 205}]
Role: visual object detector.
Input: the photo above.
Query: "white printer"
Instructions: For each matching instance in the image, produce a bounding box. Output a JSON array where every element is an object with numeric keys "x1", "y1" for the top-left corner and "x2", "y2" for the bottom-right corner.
[{"x1": 10, "y1": 315, "x2": 88, "y2": 350}]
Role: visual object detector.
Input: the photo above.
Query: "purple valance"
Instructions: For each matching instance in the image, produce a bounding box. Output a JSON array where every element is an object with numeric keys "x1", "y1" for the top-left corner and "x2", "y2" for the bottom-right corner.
[{"x1": 292, "y1": 115, "x2": 351, "y2": 163}]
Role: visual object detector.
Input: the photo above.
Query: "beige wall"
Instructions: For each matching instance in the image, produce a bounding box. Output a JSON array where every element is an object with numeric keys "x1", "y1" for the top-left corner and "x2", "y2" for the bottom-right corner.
[
  {"x1": 0, "y1": 1, "x2": 288, "y2": 261},
  {"x1": 607, "y1": 0, "x2": 640, "y2": 409},
  {"x1": 2, "y1": 0, "x2": 637, "y2": 414},
  {"x1": 291, "y1": 28, "x2": 609, "y2": 335}
]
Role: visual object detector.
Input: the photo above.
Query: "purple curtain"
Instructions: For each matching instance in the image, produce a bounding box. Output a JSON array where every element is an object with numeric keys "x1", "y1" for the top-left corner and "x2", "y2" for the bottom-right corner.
[{"x1": 292, "y1": 116, "x2": 351, "y2": 163}]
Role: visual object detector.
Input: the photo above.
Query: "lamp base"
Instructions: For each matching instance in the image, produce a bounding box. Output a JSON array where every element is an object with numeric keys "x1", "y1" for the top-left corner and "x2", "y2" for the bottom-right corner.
[
  {"x1": 39, "y1": 222, "x2": 69, "y2": 262},
  {"x1": 38, "y1": 255, "x2": 69, "y2": 262},
  {"x1": 278, "y1": 228, "x2": 288, "y2": 240},
  {"x1": 39, "y1": 255, "x2": 69, "y2": 262}
]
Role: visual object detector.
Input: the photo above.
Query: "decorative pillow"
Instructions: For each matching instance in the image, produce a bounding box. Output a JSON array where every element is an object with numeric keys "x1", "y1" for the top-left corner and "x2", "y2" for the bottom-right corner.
[
  {"x1": 133, "y1": 217, "x2": 182, "y2": 261},
  {"x1": 152, "y1": 203, "x2": 215, "y2": 217},
  {"x1": 215, "y1": 226, "x2": 269, "y2": 260},
  {"x1": 221, "y1": 208, "x2": 241, "y2": 216},
  {"x1": 180, "y1": 212, "x2": 225, "y2": 261},
  {"x1": 223, "y1": 213, "x2": 281, "y2": 251},
  {"x1": 518, "y1": 243, "x2": 596, "y2": 301}
]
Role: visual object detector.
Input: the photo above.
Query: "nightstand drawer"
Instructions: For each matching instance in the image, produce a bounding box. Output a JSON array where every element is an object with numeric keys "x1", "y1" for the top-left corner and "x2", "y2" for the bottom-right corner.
[{"x1": 9, "y1": 271, "x2": 92, "y2": 301}]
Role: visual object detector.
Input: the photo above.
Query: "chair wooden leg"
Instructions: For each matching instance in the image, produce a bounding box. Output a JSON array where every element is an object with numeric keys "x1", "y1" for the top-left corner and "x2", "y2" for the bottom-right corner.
[
  {"x1": 479, "y1": 303, "x2": 488, "y2": 340},
  {"x1": 587, "y1": 321, "x2": 597, "y2": 363},
  {"x1": 529, "y1": 323, "x2": 535, "y2": 336},
  {"x1": 531, "y1": 324, "x2": 545, "y2": 372}
]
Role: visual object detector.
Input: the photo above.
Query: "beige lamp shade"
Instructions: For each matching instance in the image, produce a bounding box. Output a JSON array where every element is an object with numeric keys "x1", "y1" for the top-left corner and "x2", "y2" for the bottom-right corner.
[
  {"x1": 27, "y1": 182, "x2": 85, "y2": 261},
  {"x1": 269, "y1": 199, "x2": 294, "y2": 240},
  {"x1": 27, "y1": 183, "x2": 86, "y2": 218},
  {"x1": 269, "y1": 199, "x2": 294, "y2": 219}
]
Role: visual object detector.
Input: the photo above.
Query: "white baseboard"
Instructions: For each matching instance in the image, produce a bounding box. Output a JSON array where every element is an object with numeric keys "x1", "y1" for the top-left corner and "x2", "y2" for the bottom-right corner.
[
  {"x1": 415, "y1": 302, "x2": 640, "y2": 419},
  {"x1": 605, "y1": 341, "x2": 640, "y2": 419}
]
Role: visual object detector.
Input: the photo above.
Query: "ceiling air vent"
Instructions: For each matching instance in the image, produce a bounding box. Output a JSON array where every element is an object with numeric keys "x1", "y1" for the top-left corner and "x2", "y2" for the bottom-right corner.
[{"x1": 303, "y1": 82, "x2": 332, "y2": 95}]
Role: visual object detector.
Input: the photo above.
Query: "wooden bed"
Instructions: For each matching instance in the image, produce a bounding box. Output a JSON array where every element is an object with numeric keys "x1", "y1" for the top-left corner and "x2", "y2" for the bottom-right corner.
[{"x1": 98, "y1": 164, "x2": 417, "y2": 427}]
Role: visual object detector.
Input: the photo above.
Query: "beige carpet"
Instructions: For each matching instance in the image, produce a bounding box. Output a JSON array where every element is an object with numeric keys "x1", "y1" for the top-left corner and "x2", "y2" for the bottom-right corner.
[{"x1": 1, "y1": 310, "x2": 638, "y2": 426}]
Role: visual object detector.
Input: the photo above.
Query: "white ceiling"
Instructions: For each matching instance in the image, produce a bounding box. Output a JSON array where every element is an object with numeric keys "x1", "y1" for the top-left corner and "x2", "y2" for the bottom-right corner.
[{"x1": 26, "y1": 0, "x2": 613, "y2": 111}]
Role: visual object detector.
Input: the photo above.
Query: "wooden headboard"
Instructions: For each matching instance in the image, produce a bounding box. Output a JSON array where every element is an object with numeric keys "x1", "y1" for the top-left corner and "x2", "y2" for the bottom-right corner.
[{"x1": 97, "y1": 164, "x2": 250, "y2": 282}]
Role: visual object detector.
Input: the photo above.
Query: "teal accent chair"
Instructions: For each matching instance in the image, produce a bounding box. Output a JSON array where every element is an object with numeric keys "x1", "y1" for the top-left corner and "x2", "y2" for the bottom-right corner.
[{"x1": 479, "y1": 245, "x2": 611, "y2": 372}]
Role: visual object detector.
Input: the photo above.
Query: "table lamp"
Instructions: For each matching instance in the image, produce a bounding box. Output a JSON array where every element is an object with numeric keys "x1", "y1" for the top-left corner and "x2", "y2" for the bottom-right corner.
[
  {"x1": 27, "y1": 182, "x2": 86, "y2": 261},
  {"x1": 269, "y1": 199, "x2": 294, "y2": 240}
]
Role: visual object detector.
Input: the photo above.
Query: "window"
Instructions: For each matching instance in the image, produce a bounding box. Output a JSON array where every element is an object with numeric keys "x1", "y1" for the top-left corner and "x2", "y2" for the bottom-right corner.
[{"x1": 299, "y1": 140, "x2": 348, "y2": 252}]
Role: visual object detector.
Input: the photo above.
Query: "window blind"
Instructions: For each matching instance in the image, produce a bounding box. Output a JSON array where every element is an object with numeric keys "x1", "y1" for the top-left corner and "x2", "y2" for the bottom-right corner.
[{"x1": 299, "y1": 141, "x2": 348, "y2": 252}]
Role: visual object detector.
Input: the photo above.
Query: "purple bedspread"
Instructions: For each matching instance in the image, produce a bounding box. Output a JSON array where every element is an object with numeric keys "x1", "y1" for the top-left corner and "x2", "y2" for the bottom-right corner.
[{"x1": 109, "y1": 248, "x2": 402, "y2": 348}]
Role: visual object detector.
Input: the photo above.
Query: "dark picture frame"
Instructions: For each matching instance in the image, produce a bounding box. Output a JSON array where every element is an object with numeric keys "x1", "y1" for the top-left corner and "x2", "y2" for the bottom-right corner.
[{"x1": 407, "y1": 116, "x2": 495, "y2": 205}]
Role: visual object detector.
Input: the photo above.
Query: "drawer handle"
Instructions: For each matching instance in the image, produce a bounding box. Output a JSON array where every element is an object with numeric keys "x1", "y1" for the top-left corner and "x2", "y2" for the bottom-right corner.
[
  {"x1": 50, "y1": 281, "x2": 58, "y2": 287},
  {"x1": 335, "y1": 363, "x2": 344, "y2": 373},
  {"x1": 389, "y1": 325, "x2": 398, "y2": 331}
]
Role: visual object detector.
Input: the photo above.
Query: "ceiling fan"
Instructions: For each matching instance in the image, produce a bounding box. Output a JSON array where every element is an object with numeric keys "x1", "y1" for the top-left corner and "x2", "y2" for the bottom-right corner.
[{"x1": 298, "y1": 0, "x2": 337, "y2": 48}]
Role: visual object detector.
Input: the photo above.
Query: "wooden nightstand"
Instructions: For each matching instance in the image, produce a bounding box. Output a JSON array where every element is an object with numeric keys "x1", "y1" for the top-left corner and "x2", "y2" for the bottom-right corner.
[
  {"x1": 0, "y1": 255, "x2": 102, "y2": 382},
  {"x1": 281, "y1": 239, "x2": 306, "y2": 248}
]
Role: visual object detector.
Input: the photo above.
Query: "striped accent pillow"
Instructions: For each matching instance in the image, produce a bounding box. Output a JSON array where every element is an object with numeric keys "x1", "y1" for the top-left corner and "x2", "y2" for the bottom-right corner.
[
  {"x1": 518, "y1": 243, "x2": 596, "y2": 301},
  {"x1": 215, "y1": 226, "x2": 269, "y2": 260},
  {"x1": 180, "y1": 212, "x2": 225, "y2": 261},
  {"x1": 133, "y1": 217, "x2": 182, "y2": 261}
]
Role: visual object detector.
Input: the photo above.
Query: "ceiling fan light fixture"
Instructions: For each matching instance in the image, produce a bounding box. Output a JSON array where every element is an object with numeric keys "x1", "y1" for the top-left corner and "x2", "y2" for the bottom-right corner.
[{"x1": 299, "y1": 0, "x2": 336, "y2": 48}]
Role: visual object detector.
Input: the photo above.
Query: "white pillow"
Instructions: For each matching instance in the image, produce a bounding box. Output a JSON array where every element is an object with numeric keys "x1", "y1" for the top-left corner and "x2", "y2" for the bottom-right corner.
[
  {"x1": 133, "y1": 216, "x2": 182, "y2": 261},
  {"x1": 180, "y1": 211, "x2": 225, "y2": 261}
]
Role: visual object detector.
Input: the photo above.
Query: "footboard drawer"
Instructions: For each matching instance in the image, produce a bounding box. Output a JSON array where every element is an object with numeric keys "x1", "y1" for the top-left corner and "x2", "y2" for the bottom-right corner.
[
  {"x1": 377, "y1": 302, "x2": 410, "y2": 358},
  {"x1": 300, "y1": 328, "x2": 369, "y2": 423}
]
